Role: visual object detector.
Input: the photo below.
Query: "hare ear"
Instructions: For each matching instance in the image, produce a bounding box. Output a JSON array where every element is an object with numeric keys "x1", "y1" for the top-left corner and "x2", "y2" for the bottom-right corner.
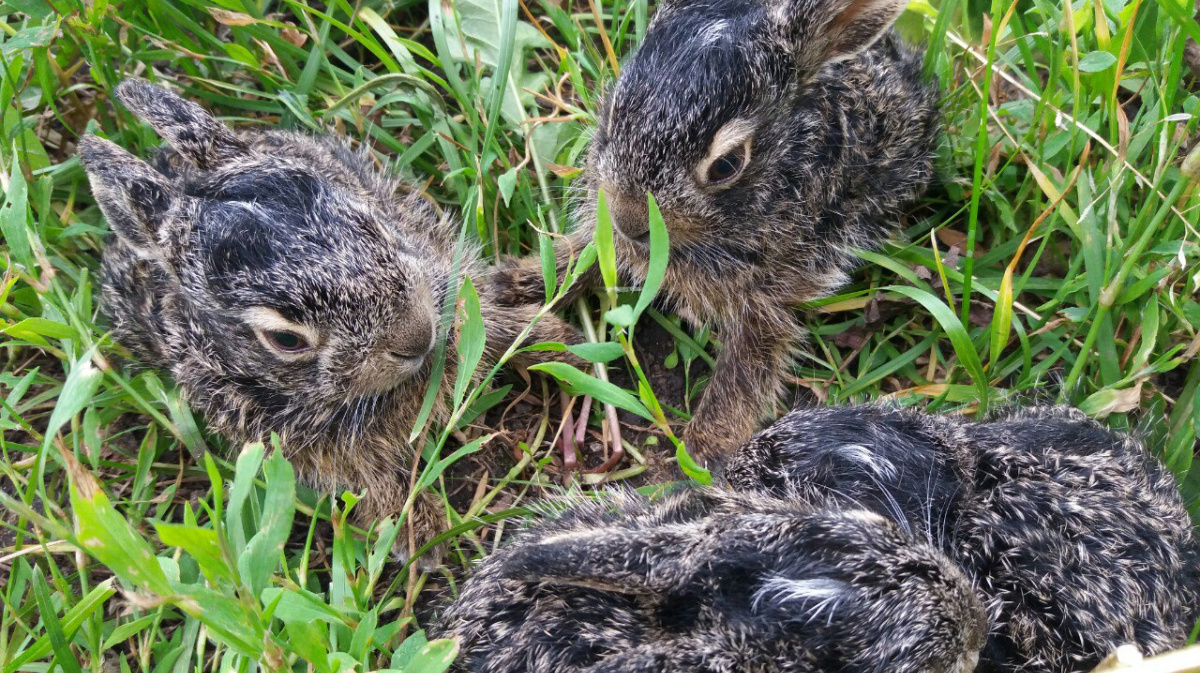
[
  {"x1": 80, "y1": 135, "x2": 178, "y2": 258},
  {"x1": 773, "y1": 0, "x2": 908, "y2": 70},
  {"x1": 115, "y1": 79, "x2": 248, "y2": 170}
]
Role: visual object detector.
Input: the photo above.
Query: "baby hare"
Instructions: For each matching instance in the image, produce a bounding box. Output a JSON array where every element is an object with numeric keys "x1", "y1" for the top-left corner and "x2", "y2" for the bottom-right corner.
[
  {"x1": 82, "y1": 80, "x2": 580, "y2": 557},
  {"x1": 495, "y1": 0, "x2": 940, "y2": 465},
  {"x1": 435, "y1": 488, "x2": 988, "y2": 673},
  {"x1": 726, "y1": 405, "x2": 1200, "y2": 672},
  {"x1": 437, "y1": 406, "x2": 1198, "y2": 672}
]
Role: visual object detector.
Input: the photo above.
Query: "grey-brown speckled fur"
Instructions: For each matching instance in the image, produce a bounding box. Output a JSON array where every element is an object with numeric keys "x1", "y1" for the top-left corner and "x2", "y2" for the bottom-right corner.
[
  {"x1": 435, "y1": 488, "x2": 988, "y2": 673},
  {"x1": 81, "y1": 80, "x2": 581, "y2": 560},
  {"x1": 494, "y1": 0, "x2": 941, "y2": 465},
  {"x1": 436, "y1": 406, "x2": 1199, "y2": 672},
  {"x1": 726, "y1": 405, "x2": 1200, "y2": 672}
]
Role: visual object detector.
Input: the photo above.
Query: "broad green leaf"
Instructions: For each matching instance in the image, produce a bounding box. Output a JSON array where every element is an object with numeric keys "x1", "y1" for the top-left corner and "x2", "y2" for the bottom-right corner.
[
  {"x1": 529, "y1": 362, "x2": 653, "y2": 420},
  {"x1": 283, "y1": 621, "x2": 332, "y2": 673},
  {"x1": 604, "y1": 305, "x2": 635, "y2": 327},
  {"x1": 261, "y1": 587, "x2": 350, "y2": 626},
  {"x1": 568, "y1": 342, "x2": 625, "y2": 363},
  {"x1": 42, "y1": 346, "x2": 103, "y2": 452},
  {"x1": 239, "y1": 451, "x2": 296, "y2": 596},
  {"x1": 398, "y1": 638, "x2": 459, "y2": 673},
  {"x1": 65, "y1": 454, "x2": 173, "y2": 595},
  {"x1": 173, "y1": 585, "x2": 263, "y2": 657},
  {"x1": 227, "y1": 441, "x2": 265, "y2": 556},
  {"x1": 154, "y1": 522, "x2": 233, "y2": 588},
  {"x1": 497, "y1": 167, "x2": 519, "y2": 206},
  {"x1": 1077, "y1": 50, "x2": 1117, "y2": 72},
  {"x1": 441, "y1": 0, "x2": 550, "y2": 128}
]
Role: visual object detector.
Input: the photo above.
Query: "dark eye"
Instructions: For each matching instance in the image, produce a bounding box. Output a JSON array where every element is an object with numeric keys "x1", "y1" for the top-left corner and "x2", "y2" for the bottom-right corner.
[
  {"x1": 706, "y1": 150, "x2": 746, "y2": 185},
  {"x1": 264, "y1": 330, "x2": 311, "y2": 353}
]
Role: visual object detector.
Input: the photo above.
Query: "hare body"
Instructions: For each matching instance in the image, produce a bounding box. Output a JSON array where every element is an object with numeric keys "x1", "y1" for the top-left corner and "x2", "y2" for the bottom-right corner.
[
  {"x1": 436, "y1": 488, "x2": 988, "y2": 673},
  {"x1": 726, "y1": 405, "x2": 1200, "y2": 672},
  {"x1": 495, "y1": 0, "x2": 940, "y2": 464},
  {"x1": 83, "y1": 80, "x2": 580, "y2": 557}
]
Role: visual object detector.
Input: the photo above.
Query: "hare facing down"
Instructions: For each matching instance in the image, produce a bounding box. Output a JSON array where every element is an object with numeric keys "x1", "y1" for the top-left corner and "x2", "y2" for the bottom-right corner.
[
  {"x1": 726, "y1": 405, "x2": 1200, "y2": 672},
  {"x1": 81, "y1": 80, "x2": 581, "y2": 555},
  {"x1": 435, "y1": 488, "x2": 988, "y2": 673},
  {"x1": 494, "y1": 0, "x2": 940, "y2": 465}
]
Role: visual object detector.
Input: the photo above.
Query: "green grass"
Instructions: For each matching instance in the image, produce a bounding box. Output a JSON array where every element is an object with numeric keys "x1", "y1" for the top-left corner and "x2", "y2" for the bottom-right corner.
[{"x1": 1, "y1": 0, "x2": 1200, "y2": 669}]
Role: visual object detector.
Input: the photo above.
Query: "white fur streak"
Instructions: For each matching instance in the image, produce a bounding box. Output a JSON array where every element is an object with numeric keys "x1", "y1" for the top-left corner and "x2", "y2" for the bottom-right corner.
[{"x1": 752, "y1": 576, "x2": 853, "y2": 625}]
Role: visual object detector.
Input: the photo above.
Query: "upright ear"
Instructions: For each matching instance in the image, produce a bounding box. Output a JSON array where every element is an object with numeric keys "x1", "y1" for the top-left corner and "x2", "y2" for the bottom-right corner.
[
  {"x1": 114, "y1": 79, "x2": 248, "y2": 171},
  {"x1": 771, "y1": 0, "x2": 909, "y2": 71},
  {"x1": 80, "y1": 135, "x2": 178, "y2": 258}
]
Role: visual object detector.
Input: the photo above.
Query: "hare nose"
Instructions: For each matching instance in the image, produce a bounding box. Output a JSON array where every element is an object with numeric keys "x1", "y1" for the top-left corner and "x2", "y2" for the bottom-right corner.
[
  {"x1": 607, "y1": 193, "x2": 650, "y2": 243},
  {"x1": 383, "y1": 315, "x2": 435, "y2": 361}
]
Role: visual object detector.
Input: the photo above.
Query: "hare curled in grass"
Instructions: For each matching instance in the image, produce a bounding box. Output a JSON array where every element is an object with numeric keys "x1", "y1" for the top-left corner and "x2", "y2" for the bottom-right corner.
[
  {"x1": 81, "y1": 80, "x2": 582, "y2": 563},
  {"x1": 493, "y1": 0, "x2": 941, "y2": 466},
  {"x1": 435, "y1": 488, "x2": 988, "y2": 673},
  {"x1": 726, "y1": 405, "x2": 1200, "y2": 672},
  {"x1": 436, "y1": 405, "x2": 1199, "y2": 672}
]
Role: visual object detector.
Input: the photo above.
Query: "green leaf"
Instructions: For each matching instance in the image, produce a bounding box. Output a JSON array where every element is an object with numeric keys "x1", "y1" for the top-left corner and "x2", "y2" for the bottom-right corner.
[
  {"x1": 392, "y1": 629, "x2": 430, "y2": 669},
  {"x1": 529, "y1": 362, "x2": 654, "y2": 420},
  {"x1": 65, "y1": 455, "x2": 173, "y2": 595},
  {"x1": 417, "y1": 433, "x2": 493, "y2": 492},
  {"x1": 1, "y1": 317, "x2": 76, "y2": 342},
  {"x1": 397, "y1": 638, "x2": 459, "y2": 673},
  {"x1": 1077, "y1": 50, "x2": 1117, "y2": 72},
  {"x1": 539, "y1": 227, "x2": 556, "y2": 302},
  {"x1": 31, "y1": 568, "x2": 84, "y2": 673},
  {"x1": 283, "y1": 621, "x2": 332, "y2": 673},
  {"x1": 676, "y1": 443, "x2": 712, "y2": 485},
  {"x1": 454, "y1": 275, "x2": 486, "y2": 407},
  {"x1": 633, "y1": 194, "x2": 669, "y2": 321},
  {"x1": 2, "y1": 580, "x2": 115, "y2": 673},
  {"x1": 883, "y1": 285, "x2": 989, "y2": 408},
  {"x1": 568, "y1": 342, "x2": 625, "y2": 363},
  {"x1": 239, "y1": 450, "x2": 296, "y2": 596},
  {"x1": 441, "y1": 0, "x2": 550, "y2": 128},
  {"x1": 102, "y1": 614, "x2": 158, "y2": 651},
  {"x1": 227, "y1": 441, "x2": 265, "y2": 556},
  {"x1": 604, "y1": 305, "x2": 635, "y2": 327},
  {"x1": 497, "y1": 167, "x2": 519, "y2": 206},
  {"x1": 260, "y1": 587, "x2": 350, "y2": 626},
  {"x1": 594, "y1": 191, "x2": 619, "y2": 292},
  {"x1": 154, "y1": 521, "x2": 233, "y2": 588},
  {"x1": 42, "y1": 346, "x2": 103, "y2": 452},
  {"x1": 0, "y1": 24, "x2": 55, "y2": 59},
  {"x1": 172, "y1": 585, "x2": 263, "y2": 657}
]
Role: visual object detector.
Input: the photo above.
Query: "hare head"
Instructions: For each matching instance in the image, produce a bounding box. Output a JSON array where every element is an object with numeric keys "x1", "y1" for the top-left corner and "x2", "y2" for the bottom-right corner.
[
  {"x1": 586, "y1": 0, "x2": 914, "y2": 250},
  {"x1": 82, "y1": 80, "x2": 458, "y2": 447}
]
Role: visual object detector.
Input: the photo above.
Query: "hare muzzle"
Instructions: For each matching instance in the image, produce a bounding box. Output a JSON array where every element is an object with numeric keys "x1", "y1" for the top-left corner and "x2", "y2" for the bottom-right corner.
[{"x1": 606, "y1": 191, "x2": 651, "y2": 245}]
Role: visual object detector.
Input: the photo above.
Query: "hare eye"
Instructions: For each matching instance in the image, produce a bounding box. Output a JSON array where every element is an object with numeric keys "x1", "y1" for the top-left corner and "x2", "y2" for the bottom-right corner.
[
  {"x1": 705, "y1": 149, "x2": 746, "y2": 186},
  {"x1": 264, "y1": 330, "x2": 311, "y2": 353}
]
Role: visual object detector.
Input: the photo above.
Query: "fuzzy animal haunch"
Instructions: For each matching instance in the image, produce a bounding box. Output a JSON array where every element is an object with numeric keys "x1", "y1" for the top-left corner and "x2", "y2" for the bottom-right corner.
[
  {"x1": 435, "y1": 488, "x2": 988, "y2": 673},
  {"x1": 493, "y1": 0, "x2": 940, "y2": 465},
  {"x1": 82, "y1": 80, "x2": 581, "y2": 557},
  {"x1": 726, "y1": 405, "x2": 1200, "y2": 672}
]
